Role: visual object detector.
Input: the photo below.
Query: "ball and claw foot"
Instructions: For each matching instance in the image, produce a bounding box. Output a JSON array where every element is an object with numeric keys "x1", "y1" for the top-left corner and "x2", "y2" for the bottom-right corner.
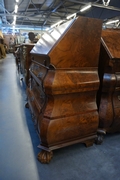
[
  {"x1": 37, "y1": 150, "x2": 53, "y2": 164},
  {"x1": 95, "y1": 129, "x2": 106, "y2": 145},
  {"x1": 95, "y1": 134, "x2": 104, "y2": 145}
]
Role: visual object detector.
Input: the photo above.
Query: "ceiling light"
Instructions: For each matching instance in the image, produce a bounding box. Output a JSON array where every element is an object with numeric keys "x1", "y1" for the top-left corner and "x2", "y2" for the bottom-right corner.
[
  {"x1": 66, "y1": 13, "x2": 76, "y2": 20},
  {"x1": 14, "y1": 15, "x2": 16, "y2": 21},
  {"x1": 15, "y1": 4, "x2": 18, "y2": 13},
  {"x1": 16, "y1": 0, "x2": 19, "y2": 2},
  {"x1": 80, "y1": 3, "x2": 92, "y2": 12},
  {"x1": 13, "y1": 20, "x2": 16, "y2": 25},
  {"x1": 105, "y1": 19, "x2": 119, "y2": 25}
]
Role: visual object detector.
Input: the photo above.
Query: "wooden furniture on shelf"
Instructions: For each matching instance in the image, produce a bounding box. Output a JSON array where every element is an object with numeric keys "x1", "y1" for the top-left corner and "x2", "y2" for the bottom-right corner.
[
  {"x1": 97, "y1": 29, "x2": 120, "y2": 143},
  {"x1": 26, "y1": 16, "x2": 102, "y2": 163},
  {"x1": 18, "y1": 43, "x2": 34, "y2": 85}
]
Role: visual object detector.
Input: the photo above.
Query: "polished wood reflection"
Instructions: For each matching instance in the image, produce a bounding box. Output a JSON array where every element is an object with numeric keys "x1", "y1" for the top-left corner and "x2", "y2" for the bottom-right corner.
[
  {"x1": 97, "y1": 29, "x2": 120, "y2": 141},
  {"x1": 27, "y1": 16, "x2": 102, "y2": 163}
]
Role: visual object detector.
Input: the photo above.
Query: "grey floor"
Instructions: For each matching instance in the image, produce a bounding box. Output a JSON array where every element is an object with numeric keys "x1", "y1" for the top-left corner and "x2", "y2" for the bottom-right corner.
[{"x1": 0, "y1": 54, "x2": 120, "y2": 180}]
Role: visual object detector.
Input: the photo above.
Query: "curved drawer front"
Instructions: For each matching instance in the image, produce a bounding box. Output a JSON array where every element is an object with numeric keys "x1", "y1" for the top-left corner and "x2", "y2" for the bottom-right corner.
[{"x1": 30, "y1": 62, "x2": 48, "y2": 81}]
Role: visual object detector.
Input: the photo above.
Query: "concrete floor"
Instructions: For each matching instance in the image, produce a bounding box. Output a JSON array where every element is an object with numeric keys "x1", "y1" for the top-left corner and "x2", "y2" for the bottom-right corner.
[{"x1": 0, "y1": 54, "x2": 120, "y2": 180}]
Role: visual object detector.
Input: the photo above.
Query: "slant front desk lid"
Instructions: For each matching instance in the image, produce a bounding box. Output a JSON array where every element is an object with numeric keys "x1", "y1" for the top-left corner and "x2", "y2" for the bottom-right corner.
[
  {"x1": 31, "y1": 16, "x2": 102, "y2": 68},
  {"x1": 31, "y1": 19, "x2": 75, "y2": 55},
  {"x1": 101, "y1": 29, "x2": 120, "y2": 59}
]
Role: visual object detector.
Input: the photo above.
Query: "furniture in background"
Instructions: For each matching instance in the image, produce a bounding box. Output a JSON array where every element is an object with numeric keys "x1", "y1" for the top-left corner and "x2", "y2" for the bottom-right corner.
[
  {"x1": 18, "y1": 43, "x2": 34, "y2": 85},
  {"x1": 3, "y1": 35, "x2": 15, "y2": 53},
  {"x1": 97, "y1": 29, "x2": 120, "y2": 143},
  {"x1": 26, "y1": 16, "x2": 102, "y2": 163}
]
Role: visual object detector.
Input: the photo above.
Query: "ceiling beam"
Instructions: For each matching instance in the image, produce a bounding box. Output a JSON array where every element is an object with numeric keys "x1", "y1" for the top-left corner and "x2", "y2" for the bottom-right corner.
[{"x1": 67, "y1": 0, "x2": 120, "y2": 12}]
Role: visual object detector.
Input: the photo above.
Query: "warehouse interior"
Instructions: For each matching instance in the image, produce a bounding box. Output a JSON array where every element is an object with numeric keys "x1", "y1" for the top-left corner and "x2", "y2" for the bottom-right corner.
[
  {"x1": 0, "y1": 54, "x2": 120, "y2": 179},
  {"x1": 0, "y1": 0, "x2": 120, "y2": 29},
  {"x1": 0, "y1": 1, "x2": 120, "y2": 180}
]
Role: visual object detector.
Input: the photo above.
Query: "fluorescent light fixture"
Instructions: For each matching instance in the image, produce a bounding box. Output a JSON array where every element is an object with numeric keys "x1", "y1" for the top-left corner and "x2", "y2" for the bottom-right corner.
[
  {"x1": 80, "y1": 3, "x2": 92, "y2": 12},
  {"x1": 16, "y1": 0, "x2": 19, "y2": 2},
  {"x1": 15, "y1": 4, "x2": 18, "y2": 13},
  {"x1": 12, "y1": 15, "x2": 16, "y2": 25},
  {"x1": 13, "y1": 20, "x2": 16, "y2": 25},
  {"x1": 51, "y1": 20, "x2": 64, "y2": 28},
  {"x1": 66, "y1": 13, "x2": 76, "y2": 20},
  {"x1": 14, "y1": 15, "x2": 16, "y2": 21},
  {"x1": 106, "y1": 19, "x2": 119, "y2": 25}
]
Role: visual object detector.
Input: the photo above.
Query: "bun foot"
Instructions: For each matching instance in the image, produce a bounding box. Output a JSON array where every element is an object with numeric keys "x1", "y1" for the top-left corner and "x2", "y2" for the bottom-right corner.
[
  {"x1": 37, "y1": 150, "x2": 53, "y2": 164},
  {"x1": 84, "y1": 139, "x2": 95, "y2": 147}
]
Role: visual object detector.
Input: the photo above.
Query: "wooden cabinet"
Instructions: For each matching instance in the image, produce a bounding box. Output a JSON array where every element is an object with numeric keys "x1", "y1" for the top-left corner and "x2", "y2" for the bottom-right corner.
[
  {"x1": 18, "y1": 43, "x2": 34, "y2": 85},
  {"x1": 97, "y1": 29, "x2": 120, "y2": 142},
  {"x1": 26, "y1": 16, "x2": 102, "y2": 163}
]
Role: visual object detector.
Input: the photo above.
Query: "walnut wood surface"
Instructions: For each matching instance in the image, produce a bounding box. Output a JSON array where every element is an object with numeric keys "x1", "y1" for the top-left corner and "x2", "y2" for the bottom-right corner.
[
  {"x1": 31, "y1": 19, "x2": 75, "y2": 55},
  {"x1": 27, "y1": 16, "x2": 102, "y2": 162},
  {"x1": 49, "y1": 18, "x2": 102, "y2": 68},
  {"x1": 31, "y1": 17, "x2": 102, "y2": 69},
  {"x1": 101, "y1": 29, "x2": 120, "y2": 58},
  {"x1": 98, "y1": 29, "x2": 120, "y2": 134}
]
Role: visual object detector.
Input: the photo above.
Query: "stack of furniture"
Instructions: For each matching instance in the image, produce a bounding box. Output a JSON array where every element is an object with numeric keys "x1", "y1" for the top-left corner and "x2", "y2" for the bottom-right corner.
[
  {"x1": 26, "y1": 16, "x2": 102, "y2": 163},
  {"x1": 97, "y1": 29, "x2": 120, "y2": 143}
]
